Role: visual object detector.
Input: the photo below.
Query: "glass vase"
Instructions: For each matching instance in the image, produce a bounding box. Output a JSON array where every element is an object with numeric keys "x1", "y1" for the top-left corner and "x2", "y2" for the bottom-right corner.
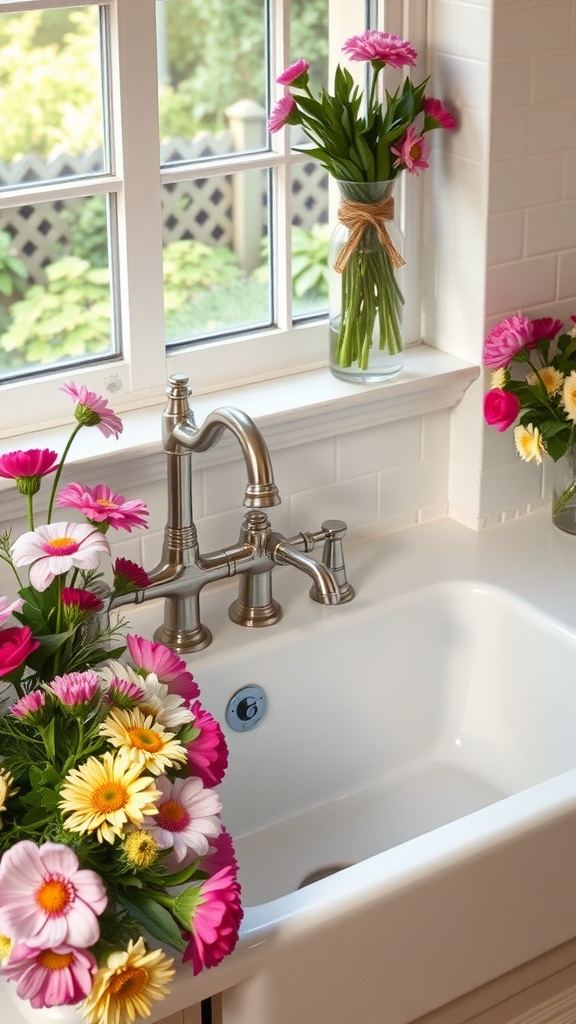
[
  {"x1": 552, "y1": 444, "x2": 576, "y2": 534},
  {"x1": 329, "y1": 179, "x2": 404, "y2": 384}
]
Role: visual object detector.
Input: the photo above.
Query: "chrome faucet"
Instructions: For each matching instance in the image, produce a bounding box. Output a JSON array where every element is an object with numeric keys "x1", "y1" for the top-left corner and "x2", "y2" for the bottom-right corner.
[{"x1": 116, "y1": 374, "x2": 354, "y2": 653}]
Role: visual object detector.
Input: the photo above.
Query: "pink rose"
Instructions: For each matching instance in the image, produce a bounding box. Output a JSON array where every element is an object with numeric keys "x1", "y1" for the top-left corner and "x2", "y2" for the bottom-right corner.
[
  {"x1": 483, "y1": 388, "x2": 520, "y2": 432},
  {"x1": 0, "y1": 626, "x2": 39, "y2": 678}
]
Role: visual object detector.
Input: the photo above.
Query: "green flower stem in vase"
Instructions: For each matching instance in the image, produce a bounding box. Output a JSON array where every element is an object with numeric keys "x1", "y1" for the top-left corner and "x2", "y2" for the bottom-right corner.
[
  {"x1": 552, "y1": 441, "x2": 576, "y2": 534},
  {"x1": 329, "y1": 179, "x2": 405, "y2": 384}
]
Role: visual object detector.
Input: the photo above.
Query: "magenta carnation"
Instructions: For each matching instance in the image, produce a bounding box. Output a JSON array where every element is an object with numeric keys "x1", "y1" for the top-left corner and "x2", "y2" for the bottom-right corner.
[
  {"x1": 112, "y1": 558, "x2": 151, "y2": 596},
  {"x1": 60, "y1": 382, "x2": 123, "y2": 439},
  {"x1": 0, "y1": 625, "x2": 40, "y2": 678},
  {"x1": 47, "y1": 671, "x2": 100, "y2": 706},
  {"x1": 483, "y1": 389, "x2": 521, "y2": 432},
  {"x1": 186, "y1": 700, "x2": 229, "y2": 787},
  {"x1": 56, "y1": 482, "x2": 149, "y2": 532},
  {"x1": 268, "y1": 95, "x2": 297, "y2": 133},
  {"x1": 201, "y1": 829, "x2": 239, "y2": 879},
  {"x1": 9, "y1": 690, "x2": 46, "y2": 717},
  {"x1": 2, "y1": 942, "x2": 97, "y2": 1009},
  {"x1": 483, "y1": 315, "x2": 536, "y2": 368},
  {"x1": 342, "y1": 30, "x2": 417, "y2": 67},
  {"x1": 182, "y1": 865, "x2": 242, "y2": 975},
  {"x1": 531, "y1": 317, "x2": 564, "y2": 342}
]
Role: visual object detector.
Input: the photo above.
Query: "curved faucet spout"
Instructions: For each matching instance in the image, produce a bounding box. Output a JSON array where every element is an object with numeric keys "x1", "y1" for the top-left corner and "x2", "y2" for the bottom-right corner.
[
  {"x1": 271, "y1": 538, "x2": 340, "y2": 606},
  {"x1": 173, "y1": 406, "x2": 280, "y2": 508}
]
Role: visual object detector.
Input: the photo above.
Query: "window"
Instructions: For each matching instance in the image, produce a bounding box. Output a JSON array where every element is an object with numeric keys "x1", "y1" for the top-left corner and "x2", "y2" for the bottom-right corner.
[{"x1": 0, "y1": 0, "x2": 422, "y2": 434}]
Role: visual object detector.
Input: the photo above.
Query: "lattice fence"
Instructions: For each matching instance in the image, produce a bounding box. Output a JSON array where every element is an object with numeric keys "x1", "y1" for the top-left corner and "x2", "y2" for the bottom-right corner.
[{"x1": 0, "y1": 121, "x2": 329, "y2": 284}]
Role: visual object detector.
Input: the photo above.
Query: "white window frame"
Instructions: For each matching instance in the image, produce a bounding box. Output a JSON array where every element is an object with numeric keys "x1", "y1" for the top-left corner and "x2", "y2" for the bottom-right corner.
[{"x1": 0, "y1": 0, "x2": 426, "y2": 437}]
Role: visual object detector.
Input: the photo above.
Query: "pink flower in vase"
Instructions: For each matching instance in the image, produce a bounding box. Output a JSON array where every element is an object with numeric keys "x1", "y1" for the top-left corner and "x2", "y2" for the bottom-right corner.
[
  {"x1": 60, "y1": 382, "x2": 123, "y2": 439},
  {"x1": 11, "y1": 522, "x2": 110, "y2": 592},
  {"x1": 342, "y1": 30, "x2": 417, "y2": 68},
  {"x1": 391, "y1": 125, "x2": 430, "y2": 175},
  {"x1": 56, "y1": 483, "x2": 149, "y2": 532},
  {"x1": 2, "y1": 941, "x2": 97, "y2": 1009}
]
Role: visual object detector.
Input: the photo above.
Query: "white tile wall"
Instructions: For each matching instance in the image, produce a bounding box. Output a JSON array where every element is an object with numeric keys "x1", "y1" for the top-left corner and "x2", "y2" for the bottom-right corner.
[{"x1": 425, "y1": 0, "x2": 576, "y2": 529}]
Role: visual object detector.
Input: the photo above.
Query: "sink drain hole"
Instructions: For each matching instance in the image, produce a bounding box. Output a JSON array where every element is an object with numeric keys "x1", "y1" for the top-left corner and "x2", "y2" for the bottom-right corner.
[{"x1": 298, "y1": 863, "x2": 353, "y2": 888}]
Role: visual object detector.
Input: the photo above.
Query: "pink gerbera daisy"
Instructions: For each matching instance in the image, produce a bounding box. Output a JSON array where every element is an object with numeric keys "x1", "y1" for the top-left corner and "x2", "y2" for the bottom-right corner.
[
  {"x1": 268, "y1": 95, "x2": 298, "y2": 133},
  {"x1": 276, "y1": 59, "x2": 310, "y2": 86},
  {"x1": 186, "y1": 700, "x2": 229, "y2": 787},
  {"x1": 143, "y1": 775, "x2": 222, "y2": 865},
  {"x1": 483, "y1": 315, "x2": 536, "y2": 368},
  {"x1": 391, "y1": 125, "x2": 430, "y2": 174},
  {"x1": 2, "y1": 941, "x2": 97, "y2": 1009},
  {"x1": 0, "y1": 449, "x2": 58, "y2": 496},
  {"x1": 423, "y1": 97, "x2": 457, "y2": 131},
  {"x1": 126, "y1": 634, "x2": 199, "y2": 703},
  {"x1": 60, "y1": 382, "x2": 123, "y2": 439},
  {"x1": 0, "y1": 841, "x2": 107, "y2": 948},
  {"x1": 181, "y1": 865, "x2": 242, "y2": 975},
  {"x1": 56, "y1": 483, "x2": 149, "y2": 533},
  {"x1": 11, "y1": 522, "x2": 110, "y2": 592},
  {"x1": 342, "y1": 30, "x2": 417, "y2": 68}
]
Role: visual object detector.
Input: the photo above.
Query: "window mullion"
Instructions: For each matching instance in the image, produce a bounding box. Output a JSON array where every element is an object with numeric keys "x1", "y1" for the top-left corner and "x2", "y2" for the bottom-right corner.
[{"x1": 109, "y1": 0, "x2": 166, "y2": 398}]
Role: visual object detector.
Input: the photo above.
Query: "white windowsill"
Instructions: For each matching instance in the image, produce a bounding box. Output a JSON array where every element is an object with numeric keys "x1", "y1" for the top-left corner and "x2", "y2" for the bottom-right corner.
[{"x1": 0, "y1": 344, "x2": 479, "y2": 514}]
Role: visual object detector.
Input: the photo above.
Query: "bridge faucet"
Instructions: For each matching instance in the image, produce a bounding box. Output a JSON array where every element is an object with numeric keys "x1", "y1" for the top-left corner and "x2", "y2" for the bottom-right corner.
[{"x1": 114, "y1": 374, "x2": 351, "y2": 653}]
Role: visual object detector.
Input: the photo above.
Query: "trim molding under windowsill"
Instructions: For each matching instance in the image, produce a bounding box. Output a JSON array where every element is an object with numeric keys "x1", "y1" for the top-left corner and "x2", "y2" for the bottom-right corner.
[{"x1": 0, "y1": 344, "x2": 479, "y2": 518}]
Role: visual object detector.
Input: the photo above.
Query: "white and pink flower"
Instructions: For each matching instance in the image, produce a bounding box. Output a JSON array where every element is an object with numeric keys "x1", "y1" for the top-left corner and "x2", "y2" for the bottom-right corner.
[
  {"x1": 143, "y1": 775, "x2": 222, "y2": 864},
  {"x1": 11, "y1": 522, "x2": 110, "y2": 592}
]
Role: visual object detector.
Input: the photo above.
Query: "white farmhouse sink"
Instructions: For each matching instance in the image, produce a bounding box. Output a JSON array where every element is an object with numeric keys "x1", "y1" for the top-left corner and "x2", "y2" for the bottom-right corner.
[{"x1": 193, "y1": 580, "x2": 576, "y2": 907}]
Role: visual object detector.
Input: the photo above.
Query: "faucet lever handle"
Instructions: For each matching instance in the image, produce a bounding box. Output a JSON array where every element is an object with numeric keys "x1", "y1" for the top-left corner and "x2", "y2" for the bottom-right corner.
[{"x1": 310, "y1": 519, "x2": 355, "y2": 604}]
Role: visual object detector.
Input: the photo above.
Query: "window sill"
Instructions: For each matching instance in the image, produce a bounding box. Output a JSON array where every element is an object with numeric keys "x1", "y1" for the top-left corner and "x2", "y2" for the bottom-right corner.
[{"x1": 0, "y1": 344, "x2": 479, "y2": 513}]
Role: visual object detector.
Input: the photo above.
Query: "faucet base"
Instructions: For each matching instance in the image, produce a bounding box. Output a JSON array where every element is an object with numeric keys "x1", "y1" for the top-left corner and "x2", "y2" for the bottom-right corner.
[
  {"x1": 153, "y1": 621, "x2": 213, "y2": 653},
  {"x1": 228, "y1": 597, "x2": 283, "y2": 628}
]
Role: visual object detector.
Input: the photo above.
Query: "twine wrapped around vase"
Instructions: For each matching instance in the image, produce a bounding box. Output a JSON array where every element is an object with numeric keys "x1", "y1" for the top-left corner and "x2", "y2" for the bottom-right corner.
[{"x1": 332, "y1": 194, "x2": 405, "y2": 274}]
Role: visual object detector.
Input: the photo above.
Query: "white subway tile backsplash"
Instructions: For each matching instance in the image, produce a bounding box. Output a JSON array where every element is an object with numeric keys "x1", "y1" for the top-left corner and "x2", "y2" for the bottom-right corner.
[
  {"x1": 489, "y1": 154, "x2": 563, "y2": 214},
  {"x1": 290, "y1": 475, "x2": 378, "y2": 532},
  {"x1": 378, "y1": 456, "x2": 449, "y2": 520},
  {"x1": 458, "y1": 3, "x2": 491, "y2": 61},
  {"x1": 337, "y1": 419, "x2": 421, "y2": 478},
  {"x1": 558, "y1": 250, "x2": 576, "y2": 301},
  {"x1": 429, "y1": 0, "x2": 460, "y2": 54},
  {"x1": 479, "y1": 460, "x2": 543, "y2": 518},
  {"x1": 531, "y1": 53, "x2": 576, "y2": 104},
  {"x1": 490, "y1": 110, "x2": 528, "y2": 162},
  {"x1": 486, "y1": 254, "x2": 558, "y2": 314},
  {"x1": 429, "y1": 53, "x2": 490, "y2": 114},
  {"x1": 525, "y1": 201, "x2": 576, "y2": 256},
  {"x1": 491, "y1": 58, "x2": 532, "y2": 111},
  {"x1": 422, "y1": 411, "x2": 451, "y2": 459},
  {"x1": 527, "y1": 104, "x2": 572, "y2": 156},
  {"x1": 493, "y1": 4, "x2": 571, "y2": 59},
  {"x1": 487, "y1": 211, "x2": 524, "y2": 265}
]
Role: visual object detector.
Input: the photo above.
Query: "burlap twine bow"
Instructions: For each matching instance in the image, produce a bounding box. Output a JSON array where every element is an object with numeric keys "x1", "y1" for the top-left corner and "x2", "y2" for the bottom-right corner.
[{"x1": 332, "y1": 194, "x2": 405, "y2": 274}]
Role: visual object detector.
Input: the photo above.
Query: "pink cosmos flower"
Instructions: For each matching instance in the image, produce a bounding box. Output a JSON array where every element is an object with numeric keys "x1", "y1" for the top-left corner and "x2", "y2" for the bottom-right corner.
[
  {"x1": 0, "y1": 840, "x2": 108, "y2": 948},
  {"x1": 391, "y1": 125, "x2": 430, "y2": 174},
  {"x1": 0, "y1": 449, "x2": 58, "y2": 497},
  {"x1": 143, "y1": 775, "x2": 222, "y2": 865},
  {"x1": 182, "y1": 865, "x2": 242, "y2": 975},
  {"x1": 56, "y1": 483, "x2": 149, "y2": 533},
  {"x1": 60, "y1": 382, "x2": 123, "y2": 439},
  {"x1": 276, "y1": 59, "x2": 310, "y2": 85},
  {"x1": 10, "y1": 690, "x2": 46, "y2": 717},
  {"x1": 342, "y1": 30, "x2": 417, "y2": 68},
  {"x1": 0, "y1": 595, "x2": 24, "y2": 625},
  {"x1": 126, "y1": 634, "x2": 200, "y2": 703},
  {"x1": 531, "y1": 317, "x2": 564, "y2": 342},
  {"x1": 2, "y1": 941, "x2": 97, "y2": 1009},
  {"x1": 483, "y1": 315, "x2": 536, "y2": 368},
  {"x1": 11, "y1": 522, "x2": 110, "y2": 592},
  {"x1": 47, "y1": 670, "x2": 100, "y2": 706},
  {"x1": 113, "y1": 558, "x2": 151, "y2": 596},
  {"x1": 268, "y1": 95, "x2": 297, "y2": 133},
  {"x1": 0, "y1": 625, "x2": 40, "y2": 678},
  {"x1": 186, "y1": 700, "x2": 229, "y2": 788},
  {"x1": 423, "y1": 97, "x2": 457, "y2": 131},
  {"x1": 483, "y1": 389, "x2": 521, "y2": 432}
]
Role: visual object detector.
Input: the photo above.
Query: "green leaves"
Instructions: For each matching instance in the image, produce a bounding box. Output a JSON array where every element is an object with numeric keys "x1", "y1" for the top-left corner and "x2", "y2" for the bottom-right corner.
[{"x1": 118, "y1": 891, "x2": 186, "y2": 953}]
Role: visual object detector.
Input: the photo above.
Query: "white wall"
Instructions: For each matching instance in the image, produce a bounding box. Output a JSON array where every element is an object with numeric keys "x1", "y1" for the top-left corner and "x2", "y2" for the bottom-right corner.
[{"x1": 426, "y1": 0, "x2": 576, "y2": 529}]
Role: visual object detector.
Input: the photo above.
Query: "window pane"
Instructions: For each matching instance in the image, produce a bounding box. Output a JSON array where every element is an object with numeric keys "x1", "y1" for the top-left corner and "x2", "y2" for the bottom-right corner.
[
  {"x1": 291, "y1": 161, "x2": 329, "y2": 319},
  {"x1": 0, "y1": 195, "x2": 115, "y2": 381},
  {"x1": 158, "y1": 0, "x2": 268, "y2": 162},
  {"x1": 0, "y1": 6, "x2": 105, "y2": 186},
  {"x1": 163, "y1": 170, "x2": 271, "y2": 344}
]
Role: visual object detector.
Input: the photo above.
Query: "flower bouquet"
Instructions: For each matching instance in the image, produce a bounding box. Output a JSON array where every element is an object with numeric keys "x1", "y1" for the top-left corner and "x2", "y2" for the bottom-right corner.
[
  {"x1": 483, "y1": 314, "x2": 576, "y2": 527},
  {"x1": 268, "y1": 30, "x2": 457, "y2": 379},
  {"x1": 0, "y1": 383, "x2": 241, "y2": 1023}
]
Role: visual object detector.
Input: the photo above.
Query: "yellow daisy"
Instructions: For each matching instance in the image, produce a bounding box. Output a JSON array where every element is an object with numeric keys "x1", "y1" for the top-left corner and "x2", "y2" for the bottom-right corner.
[
  {"x1": 59, "y1": 750, "x2": 161, "y2": 844},
  {"x1": 0, "y1": 934, "x2": 13, "y2": 964},
  {"x1": 0, "y1": 767, "x2": 16, "y2": 830},
  {"x1": 562, "y1": 370, "x2": 576, "y2": 421},
  {"x1": 490, "y1": 367, "x2": 508, "y2": 389},
  {"x1": 100, "y1": 708, "x2": 187, "y2": 775},
  {"x1": 81, "y1": 937, "x2": 175, "y2": 1024},
  {"x1": 122, "y1": 830, "x2": 160, "y2": 869},
  {"x1": 526, "y1": 365, "x2": 564, "y2": 396},
  {"x1": 514, "y1": 423, "x2": 545, "y2": 464}
]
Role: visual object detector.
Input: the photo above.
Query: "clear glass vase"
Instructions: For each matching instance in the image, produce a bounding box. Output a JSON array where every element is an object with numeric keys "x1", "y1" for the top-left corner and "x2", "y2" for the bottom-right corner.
[
  {"x1": 552, "y1": 444, "x2": 576, "y2": 534},
  {"x1": 329, "y1": 179, "x2": 404, "y2": 384}
]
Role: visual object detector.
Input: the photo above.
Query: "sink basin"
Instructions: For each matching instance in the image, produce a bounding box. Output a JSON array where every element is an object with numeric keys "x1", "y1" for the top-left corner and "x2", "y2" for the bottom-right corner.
[{"x1": 173, "y1": 580, "x2": 576, "y2": 907}]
